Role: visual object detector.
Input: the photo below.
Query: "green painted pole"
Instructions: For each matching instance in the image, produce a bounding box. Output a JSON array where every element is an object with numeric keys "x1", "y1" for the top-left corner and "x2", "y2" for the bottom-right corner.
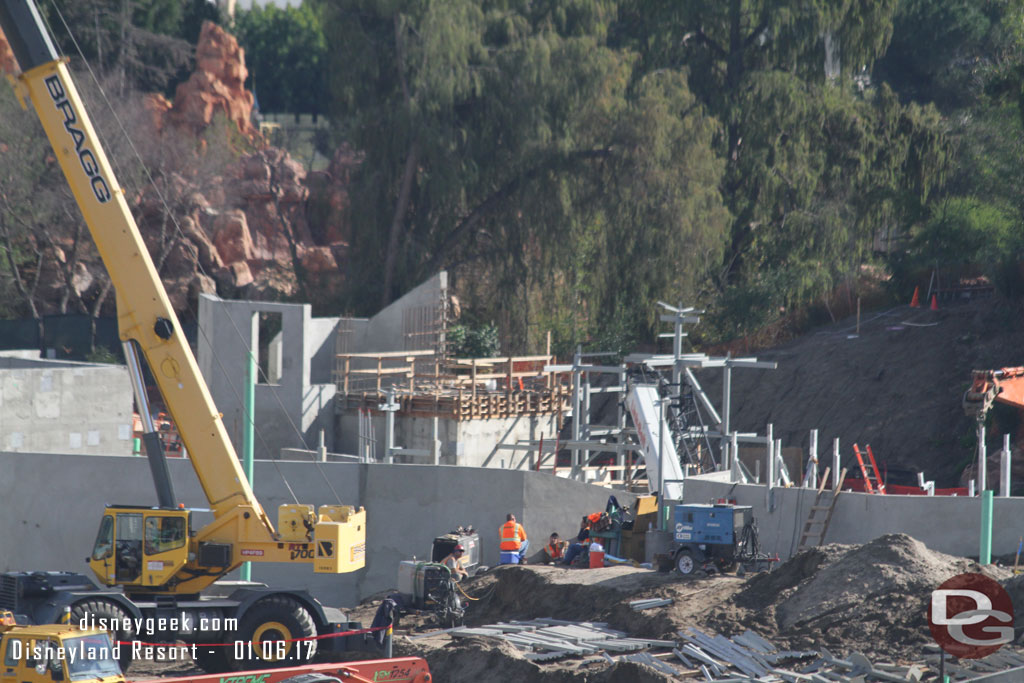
[
  {"x1": 242, "y1": 350, "x2": 255, "y2": 581},
  {"x1": 981, "y1": 489, "x2": 993, "y2": 565}
]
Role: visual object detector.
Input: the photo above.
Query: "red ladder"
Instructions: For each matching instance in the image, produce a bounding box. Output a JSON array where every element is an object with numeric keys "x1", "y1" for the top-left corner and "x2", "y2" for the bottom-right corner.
[{"x1": 853, "y1": 443, "x2": 886, "y2": 494}]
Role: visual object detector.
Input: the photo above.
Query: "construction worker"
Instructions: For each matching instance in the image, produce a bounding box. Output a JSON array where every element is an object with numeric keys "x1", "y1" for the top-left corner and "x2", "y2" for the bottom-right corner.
[
  {"x1": 500, "y1": 513, "x2": 529, "y2": 564},
  {"x1": 441, "y1": 544, "x2": 469, "y2": 582},
  {"x1": 543, "y1": 533, "x2": 568, "y2": 564}
]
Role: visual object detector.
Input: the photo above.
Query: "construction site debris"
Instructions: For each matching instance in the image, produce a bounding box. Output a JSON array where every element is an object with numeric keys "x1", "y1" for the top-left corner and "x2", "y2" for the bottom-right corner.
[{"x1": 629, "y1": 598, "x2": 674, "y2": 610}]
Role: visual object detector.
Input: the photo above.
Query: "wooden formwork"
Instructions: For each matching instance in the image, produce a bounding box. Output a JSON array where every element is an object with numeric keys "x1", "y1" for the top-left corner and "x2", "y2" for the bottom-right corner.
[{"x1": 334, "y1": 351, "x2": 570, "y2": 420}]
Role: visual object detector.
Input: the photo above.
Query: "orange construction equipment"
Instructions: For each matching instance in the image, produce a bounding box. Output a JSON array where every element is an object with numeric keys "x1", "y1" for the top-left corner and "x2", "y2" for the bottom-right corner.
[
  {"x1": 964, "y1": 366, "x2": 1024, "y2": 422},
  {"x1": 155, "y1": 659, "x2": 432, "y2": 683},
  {"x1": 910, "y1": 286, "x2": 920, "y2": 307},
  {"x1": 930, "y1": 294, "x2": 939, "y2": 310},
  {"x1": 853, "y1": 444, "x2": 886, "y2": 494}
]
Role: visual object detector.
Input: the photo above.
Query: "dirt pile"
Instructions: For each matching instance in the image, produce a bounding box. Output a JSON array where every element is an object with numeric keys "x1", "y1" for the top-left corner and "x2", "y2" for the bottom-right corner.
[
  {"x1": 712, "y1": 534, "x2": 1007, "y2": 659},
  {"x1": 374, "y1": 535, "x2": 1017, "y2": 679}
]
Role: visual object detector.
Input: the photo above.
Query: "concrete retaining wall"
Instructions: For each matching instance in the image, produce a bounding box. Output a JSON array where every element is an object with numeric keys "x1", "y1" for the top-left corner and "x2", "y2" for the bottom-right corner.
[
  {"x1": 0, "y1": 361, "x2": 132, "y2": 456},
  {"x1": 0, "y1": 453, "x2": 628, "y2": 609},
  {"x1": 682, "y1": 475, "x2": 1023, "y2": 560},
  {"x1": 336, "y1": 411, "x2": 559, "y2": 467}
]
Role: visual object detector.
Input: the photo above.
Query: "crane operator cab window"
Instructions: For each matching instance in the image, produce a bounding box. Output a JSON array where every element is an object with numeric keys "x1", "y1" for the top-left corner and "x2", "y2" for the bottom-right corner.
[
  {"x1": 145, "y1": 516, "x2": 185, "y2": 555},
  {"x1": 114, "y1": 513, "x2": 143, "y2": 582}
]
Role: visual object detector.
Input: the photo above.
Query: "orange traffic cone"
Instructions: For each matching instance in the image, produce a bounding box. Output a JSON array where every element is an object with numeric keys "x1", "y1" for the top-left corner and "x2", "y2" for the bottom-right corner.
[
  {"x1": 930, "y1": 294, "x2": 938, "y2": 311},
  {"x1": 909, "y1": 286, "x2": 920, "y2": 308}
]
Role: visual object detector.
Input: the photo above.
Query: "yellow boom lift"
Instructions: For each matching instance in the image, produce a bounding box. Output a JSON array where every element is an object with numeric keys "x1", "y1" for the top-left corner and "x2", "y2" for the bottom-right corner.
[{"x1": 0, "y1": 0, "x2": 366, "y2": 673}]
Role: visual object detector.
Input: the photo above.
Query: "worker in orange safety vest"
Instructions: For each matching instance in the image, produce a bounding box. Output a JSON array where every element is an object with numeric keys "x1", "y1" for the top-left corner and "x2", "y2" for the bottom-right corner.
[
  {"x1": 543, "y1": 532, "x2": 568, "y2": 564},
  {"x1": 499, "y1": 513, "x2": 529, "y2": 564}
]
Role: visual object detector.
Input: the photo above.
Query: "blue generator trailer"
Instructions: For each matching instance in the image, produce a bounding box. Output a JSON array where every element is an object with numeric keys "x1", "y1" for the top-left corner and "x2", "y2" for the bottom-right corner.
[{"x1": 671, "y1": 503, "x2": 772, "y2": 575}]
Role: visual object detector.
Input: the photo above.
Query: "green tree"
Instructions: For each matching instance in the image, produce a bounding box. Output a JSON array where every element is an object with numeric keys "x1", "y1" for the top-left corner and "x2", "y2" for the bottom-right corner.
[
  {"x1": 612, "y1": 0, "x2": 949, "y2": 334},
  {"x1": 315, "y1": 0, "x2": 729, "y2": 348},
  {"x1": 233, "y1": 4, "x2": 327, "y2": 115}
]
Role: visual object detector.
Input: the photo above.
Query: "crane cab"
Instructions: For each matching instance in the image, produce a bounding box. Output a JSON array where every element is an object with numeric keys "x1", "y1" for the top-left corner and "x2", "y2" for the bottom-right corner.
[{"x1": 88, "y1": 507, "x2": 190, "y2": 588}]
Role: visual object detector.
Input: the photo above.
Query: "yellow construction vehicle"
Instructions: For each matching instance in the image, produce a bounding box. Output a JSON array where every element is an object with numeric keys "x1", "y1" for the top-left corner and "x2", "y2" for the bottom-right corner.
[
  {"x1": 0, "y1": 611, "x2": 124, "y2": 683},
  {"x1": 0, "y1": 0, "x2": 366, "y2": 673}
]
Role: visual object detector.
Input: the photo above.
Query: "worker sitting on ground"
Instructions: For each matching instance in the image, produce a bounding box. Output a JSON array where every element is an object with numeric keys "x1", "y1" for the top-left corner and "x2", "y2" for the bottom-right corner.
[
  {"x1": 561, "y1": 539, "x2": 591, "y2": 567},
  {"x1": 543, "y1": 533, "x2": 568, "y2": 564},
  {"x1": 500, "y1": 513, "x2": 529, "y2": 564},
  {"x1": 441, "y1": 544, "x2": 469, "y2": 582}
]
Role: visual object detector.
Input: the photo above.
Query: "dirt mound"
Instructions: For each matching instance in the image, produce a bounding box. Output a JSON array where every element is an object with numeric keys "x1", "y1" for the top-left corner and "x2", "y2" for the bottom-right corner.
[
  {"x1": 712, "y1": 534, "x2": 1008, "y2": 659},
  {"x1": 409, "y1": 636, "x2": 679, "y2": 683}
]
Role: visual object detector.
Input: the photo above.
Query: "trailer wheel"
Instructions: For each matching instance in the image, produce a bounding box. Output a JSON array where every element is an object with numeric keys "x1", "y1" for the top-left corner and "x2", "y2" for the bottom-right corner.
[
  {"x1": 232, "y1": 597, "x2": 317, "y2": 670},
  {"x1": 675, "y1": 550, "x2": 696, "y2": 576},
  {"x1": 69, "y1": 599, "x2": 136, "y2": 671}
]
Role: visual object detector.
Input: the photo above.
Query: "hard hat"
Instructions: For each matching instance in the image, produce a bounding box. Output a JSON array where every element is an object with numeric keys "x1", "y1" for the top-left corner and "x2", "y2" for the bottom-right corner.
[{"x1": 454, "y1": 544, "x2": 465, "y2": 552}]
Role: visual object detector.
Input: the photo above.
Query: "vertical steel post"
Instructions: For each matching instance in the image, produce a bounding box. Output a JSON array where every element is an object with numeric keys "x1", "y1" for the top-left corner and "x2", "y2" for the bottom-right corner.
[
  {"x1": 658, "y1": 398, "x2": 665, "y2": 527},
  {"x1": 582, "y1": 371, "x2": 591, "y2": 466},
  {"x1": 1001, "y1": 434, "x2": 1011, "y2": 497},
  {"x1": 981, "y1": 490, "x2": 993, "y2": 565},
  {"x1": 765, "y1": 423, "x2": 774, "y2": 508},
  {"x1": 241, "y1": 344, "x2": 255, "y2": 582},
  {"x1": 571, "y1": 346, "x2": 581, "y2": 471},
  {"x1": 809, "y1": 429, "x2": 818, "y2": 488},
  {"x1": 978, "y1": 424, "x2": 987, "y2": 494},
  {"x1": 722, "y1": 362, "x2": 732, "y2": 471},
  {"x1": 832, "y1": 438, "x2": 840, "y2": 489},
  {"x1": 384, "y1": 388, "x2": 396, "y2": 464},
  {"x1": 731, "y1": 432, "x2": 740, "y2": 482}
]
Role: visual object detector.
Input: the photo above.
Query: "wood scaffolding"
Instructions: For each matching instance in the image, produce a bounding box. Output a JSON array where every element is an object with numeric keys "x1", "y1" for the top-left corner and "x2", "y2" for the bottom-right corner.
[{"x1": 334, "y1": 351, "x2": 570, "y2": 420}]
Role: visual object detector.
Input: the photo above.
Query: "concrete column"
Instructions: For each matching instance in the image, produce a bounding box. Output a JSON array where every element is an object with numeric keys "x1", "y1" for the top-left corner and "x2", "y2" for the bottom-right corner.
[
  {"x1": 765, "y1": 423, "x2": 774, "y2": 507},
  {"x1": 722, "y1": 363, "x2": 732, "y2": 471},
  {"x1": 571, "y1": 346, "x2": 581, "y2": 470},
  {"x1": 730, "y1": 432, "x2": 740, "y2": 482},
  {"x1": 808, "y1": 429, "x2": 818, "y2": 488},
  {"x1": 978, "y1": 424, "x2": 987, "y2": 494},
  {"x1": 832, "y1": 438, "x2": 840, "y2": 489},
  {"x1": 582, "y1": 372, "x2": 591, "y2": 465},
  {"x1": 1001, "y1": 434, "x2": 1011, "y2": 497}
]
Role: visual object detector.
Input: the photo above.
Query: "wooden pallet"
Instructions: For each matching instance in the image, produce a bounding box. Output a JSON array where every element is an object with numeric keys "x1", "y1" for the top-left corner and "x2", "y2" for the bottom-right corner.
[{"x1": 797, "y1": 467, "x2": 847, "y2": 552}]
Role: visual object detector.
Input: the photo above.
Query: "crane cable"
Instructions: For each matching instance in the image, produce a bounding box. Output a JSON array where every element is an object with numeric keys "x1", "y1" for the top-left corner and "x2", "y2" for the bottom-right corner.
[{"x1": 41, "y1": 2, "x2": 344, "y2": 505}]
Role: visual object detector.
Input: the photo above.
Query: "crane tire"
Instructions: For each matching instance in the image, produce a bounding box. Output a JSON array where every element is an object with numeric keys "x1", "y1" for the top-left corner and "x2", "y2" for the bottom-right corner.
[
  {"x1": 69, "y1": 599, "x2": 136, "y2": 671},
  {"x1": 232, "y1": 596, "x2": 317, "y2": 670}
]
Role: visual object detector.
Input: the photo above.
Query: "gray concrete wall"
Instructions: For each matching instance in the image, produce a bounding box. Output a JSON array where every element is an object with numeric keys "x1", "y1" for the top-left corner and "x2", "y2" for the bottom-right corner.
[
  {"x1": 0, "y1": 453, "x2": 631, "y2": 609},
  {"x1": 357, "y1": 272, "x2": 446, "y2": 354},
  {"x1": 336, "y1": 411, "x2": 559, "y2": 467},
  {"x1": 198, "y1": 295, "x2": 332, "y2": 458},
  {"x1": 0, "y1": 364, "x2": 133, "y2": 456},
  {"x1": 682, "y1": 474, "x2": 1023, "y2": 561}
]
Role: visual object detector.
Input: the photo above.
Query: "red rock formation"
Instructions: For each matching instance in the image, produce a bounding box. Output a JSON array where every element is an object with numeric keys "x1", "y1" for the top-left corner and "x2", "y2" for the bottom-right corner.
[
  {"x1": 0, "y1": 26, "x2": 18, "y2": 76},
  {"x1": 1, "y1": 18, "x2": 358, "y2": 316},
  {"x1": 165, "y1": 21, "x2": 260, "y2": 141}
]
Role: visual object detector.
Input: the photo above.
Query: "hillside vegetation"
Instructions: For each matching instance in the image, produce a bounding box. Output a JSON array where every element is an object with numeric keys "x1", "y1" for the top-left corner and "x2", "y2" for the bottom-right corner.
[{"x1": 2, "y1": 1, "x2": 1024, "y2": 358}]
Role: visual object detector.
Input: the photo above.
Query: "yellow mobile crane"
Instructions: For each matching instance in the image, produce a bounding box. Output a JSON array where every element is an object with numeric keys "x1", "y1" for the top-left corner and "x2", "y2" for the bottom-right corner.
[{"x1": 0, "y1": 0, "x2": 366, "y2": 673}]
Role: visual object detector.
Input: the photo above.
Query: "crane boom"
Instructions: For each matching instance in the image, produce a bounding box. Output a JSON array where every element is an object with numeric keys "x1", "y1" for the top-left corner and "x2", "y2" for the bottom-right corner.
[
  {"x1": 0, "y1": 0, "x2": 365, "y2": 597},
  {"x1": 2, "y1": 0, "x2": 266, "y2": 523}
]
